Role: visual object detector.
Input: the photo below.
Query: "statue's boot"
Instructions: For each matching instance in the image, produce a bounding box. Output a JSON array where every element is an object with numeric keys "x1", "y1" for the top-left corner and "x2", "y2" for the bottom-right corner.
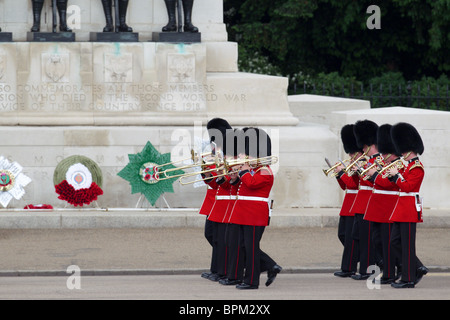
[
  {"x1": 182, "y1": 0, "x2": 198, "y2": 32},
  {"x1": 31, "y1": 0, "x2": 45, "y2": 32},
  {"x1": 101, "y1": 0, "x2": 114, "y2": 32},
  {"x1": 162, "y1": 0, "x2": 177, "y2": 32},
  {"x1": 118, "y1": 0, "x2": 133, "y2": 32},
  {"x1": 57, "y1": 0, "x2": 72, "y2": 32}
]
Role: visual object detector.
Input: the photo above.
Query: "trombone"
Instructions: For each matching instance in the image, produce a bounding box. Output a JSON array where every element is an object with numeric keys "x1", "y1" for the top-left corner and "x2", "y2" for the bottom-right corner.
[
  {"x1": 179, "y1": 155, "x2": 279, "y2": 185},
  {"x1": 151, "y1": 149, "x2": 222, "y2": 182}
]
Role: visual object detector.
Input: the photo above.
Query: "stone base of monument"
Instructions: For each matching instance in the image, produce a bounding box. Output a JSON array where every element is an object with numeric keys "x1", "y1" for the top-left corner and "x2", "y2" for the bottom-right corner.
[
  {"x1": 0, "y1": 32, "x2": 13, "y2": 42},
  {"x1": 26, "y1": 32, "x2": 76, "y2": 42},
  {"x1": 89, "y1": 32, "x2": 139, "y2": 42},
  {"x1": 152, "y1": 32, "x2": 201, "y2": 43}
]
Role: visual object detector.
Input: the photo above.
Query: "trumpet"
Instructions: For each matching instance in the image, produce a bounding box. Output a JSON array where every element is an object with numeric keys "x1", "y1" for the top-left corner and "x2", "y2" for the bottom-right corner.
[
  {"x1": 323, "y1": 158, "x2": 350, "y2": 177},
  {"x1": 179, "y1": 155, "x2": 278, "y2": 185},
  {"x1": 378, "y1": 158, "x2": 405, "y2": 178},
  {"x1": 344, "y1": 149, "x2": 369, "y2": 175},
  {"x1": 358, "y1": 157, "x2": 385, "y2": 179}
]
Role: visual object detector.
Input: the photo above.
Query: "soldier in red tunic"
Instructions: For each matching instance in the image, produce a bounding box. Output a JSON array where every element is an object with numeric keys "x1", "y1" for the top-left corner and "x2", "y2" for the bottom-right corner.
[
  {"x1": 349, "y1": 120, "x2": 379, "y2": 280},
  {"x1": 200, "y1": 118, "x2": 231, "y2": 281},
  {"x1": 386, "y1": 122, "x2": 428, "y2": 288},
  {"x1": 333, "y1": 124, "x2": 361, "y2": 278},
  {"x1": 363, "y1": 124, "x2": 401, "y2": 284},
  {"x1": 227, "y1": 128, "x2": 281, "y2": 289}
]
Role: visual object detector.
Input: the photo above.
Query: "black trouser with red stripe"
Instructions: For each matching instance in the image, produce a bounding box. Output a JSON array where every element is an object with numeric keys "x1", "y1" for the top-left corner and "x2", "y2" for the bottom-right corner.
[
  {"x1": 204, "y1": 218, "x2": 215, "y2": 273},
  {"x1": 353, "y1": 214, "x2": 375, "y2": 275},
  {"x1": 371, "y1": 222, "x2": 401, "y2": 280},
  {"x1": 389, "y1": 222, "x2": 423, "y2": 283},
  {"x1": 226, "y1": 223, "x2": 276, "y2": 286},
  {"x1": 211, "y1": 221, "x2": 228, "y2": 277},
  {"x1": 338, "y1": 216, "x2": 359, "y2": 272}
]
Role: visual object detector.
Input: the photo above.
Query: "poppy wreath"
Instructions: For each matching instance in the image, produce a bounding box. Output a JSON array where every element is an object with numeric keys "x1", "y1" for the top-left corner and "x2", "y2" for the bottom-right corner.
[
  {"x1": 53, "y1": 155, "x2": 103, "y2": 207},
  {"x1": 0, "y1": 156, "x2": 32, "y2": 208}
]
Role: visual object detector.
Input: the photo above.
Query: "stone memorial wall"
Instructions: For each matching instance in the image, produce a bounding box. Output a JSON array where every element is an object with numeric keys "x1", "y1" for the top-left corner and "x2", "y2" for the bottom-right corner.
[{"x1": 0, "y1": 0, "x2": 448, "y2": 211}]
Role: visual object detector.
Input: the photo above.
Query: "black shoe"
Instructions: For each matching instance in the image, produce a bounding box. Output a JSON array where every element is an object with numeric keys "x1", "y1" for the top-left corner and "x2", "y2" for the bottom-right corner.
[
  {"x1": 236, "y1": 283, "x2": 258, "y2": 290},
  {"x1": 334, "y1": 270, "x2": 355, "y2": 278},
  {"x1": 391, "y1": 280, "x2": 415, "y2": 288},
  {"x1": 415, "y1": 266, "x2": 429, "y2": 284},
  {"x1": 351, "y1": 274, "x2": 370, "y2": 280},
  {"x1": 207, "y1": 273, "x2": 222, "y2": 282},
  {"x1": 266, "y1": 264, "x2": 282, "y2": 286},
  {"x1": 201, "y1": 272, "x2": 212, "y2": 279},
  {"x1": 219, "y1": 278, "x2": 241, "y2": 286},
  {"x1": 380, "y1": 277, "x2": 395, "y2": 285}
]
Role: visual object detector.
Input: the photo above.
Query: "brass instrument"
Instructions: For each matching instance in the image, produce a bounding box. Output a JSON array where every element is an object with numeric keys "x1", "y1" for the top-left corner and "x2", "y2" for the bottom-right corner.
[
  {"x1": 378, "y1": 158, "x2": 405, "y2": 178},
  {"x1": 322, "y1": 158, "x2": 350, "y2": 177},
  {"x1": 152, "y1": 149, "x2": 222, "y2": 182},
  {"x1": 358, "y1": 157, "x2": 385, "y2": 180},
  {"x1": 179, "y1": 155, "x2": 279, "y2": 185},
  {"x1": 344, "y1": 149, "x2": 369, "y2": 176}
]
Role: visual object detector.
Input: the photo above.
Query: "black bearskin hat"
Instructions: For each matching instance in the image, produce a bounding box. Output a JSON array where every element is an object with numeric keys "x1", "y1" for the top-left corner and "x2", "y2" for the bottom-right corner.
[
  {"x1": 377, "y1": 124, "x2": 398, "y2": 155},
  {"x1": 340, "y1": 124, "x2": 361, "y2": 154},
  {"x1": 390, "y1": 122, "x2": 424, "y2": 155},
  {"x1": 242, "y1": 127, "x2": 272, "y2": 158},
  {"x1": 223, "y1": 129, "x2": 245, "y2": 157},
  {"x1": 206, "y1": 118, "x2": 232, "y2": 149},
  {"x1": 353, "y1": 120, "x2": 379, "y2": 149}
]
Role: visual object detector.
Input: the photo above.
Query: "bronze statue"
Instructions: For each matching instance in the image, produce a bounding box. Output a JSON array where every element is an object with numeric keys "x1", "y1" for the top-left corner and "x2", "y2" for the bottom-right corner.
[
  {"x1": 101, "y1": 0, "x2": 133, "y2": 32},
  {"x1": 31, "y1": 0, "x2": 72, "y2": 32},
  {"x1": 162, "y1": 0, "x2": 198, "y2": 33}
]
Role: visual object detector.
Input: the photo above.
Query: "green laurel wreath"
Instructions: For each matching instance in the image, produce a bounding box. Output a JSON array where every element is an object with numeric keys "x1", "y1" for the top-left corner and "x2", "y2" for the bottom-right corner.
[{"x1": 117, "y1": 141, "x2": 184, "y2": 206}]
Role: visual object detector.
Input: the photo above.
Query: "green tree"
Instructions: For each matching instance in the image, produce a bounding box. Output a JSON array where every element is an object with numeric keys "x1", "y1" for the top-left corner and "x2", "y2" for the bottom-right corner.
[{"x1": 224, "y1": 0, "x2": 450, "y2": 81}]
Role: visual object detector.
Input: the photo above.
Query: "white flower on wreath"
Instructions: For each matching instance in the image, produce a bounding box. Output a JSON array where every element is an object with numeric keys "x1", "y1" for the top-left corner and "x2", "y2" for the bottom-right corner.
[{"x1": 0, "y1": 156, "x2": 32, "y2": 208}]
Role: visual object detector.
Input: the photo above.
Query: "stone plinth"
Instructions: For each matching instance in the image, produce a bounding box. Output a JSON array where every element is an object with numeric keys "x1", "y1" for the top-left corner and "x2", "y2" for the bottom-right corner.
[{"x1": 0, "y1": 42, "x2": 297, "y2": 127}]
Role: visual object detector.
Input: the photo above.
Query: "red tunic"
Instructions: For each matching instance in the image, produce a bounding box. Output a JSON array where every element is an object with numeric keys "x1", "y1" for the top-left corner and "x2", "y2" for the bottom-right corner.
[
  {"x1": 198, "y1": 170, "x2": 219, "y2": 216},
  {"x1": 364, "y1": 169, "x2": 400, "y2": 223},
  {"x1": 349, "y1": 154, "x2": 380, "y2": 215},
  {"x1": 389, "y1": 158, "x2": 424, "y2": 223},
  {"x1": 336, "y1": 173, "x2": 359, "y2": 217},
  {"x1": 207, "y1": 176, "x2": 231, "y2": 223},
  {"x1": 227, "y1": 166, "x2": 274, "y2": 227}
]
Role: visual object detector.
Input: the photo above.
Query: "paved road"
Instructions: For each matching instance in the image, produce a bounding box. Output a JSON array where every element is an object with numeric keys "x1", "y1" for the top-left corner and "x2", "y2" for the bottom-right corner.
[
  {"x1": 0, "y1": 273, "x2": 449, "y2": 300},
  {"x1": 1, "y1": 227, "x2": 449, "y2": 273},
  {"x1": 0, "y1": 227, "x2": 449, "y2": 301}
]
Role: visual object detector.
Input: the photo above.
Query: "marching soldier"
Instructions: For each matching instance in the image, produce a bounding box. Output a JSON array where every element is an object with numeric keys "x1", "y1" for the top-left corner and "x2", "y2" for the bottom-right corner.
[
  {"x1": 363, "y1": 124, "x2": 401, "y2": 284},
  {"x1": 349, "y1": 120, "x2": 379, "y2": 280},
  {"x1": 226, "y1": 127, "x2": 281, "y2": 289},
  {"x1": 200, "y1": 118, "x2": 231, "y2": 281},
  {"x1": 219, "y1": 128, "x2": 245, "y2": 286},
  {"x1": 386, "y1": 122, "x2": 428, "y2": 288},
  {"x1": 333, "y1": 124, "x2": 361, "y2": 278}
]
